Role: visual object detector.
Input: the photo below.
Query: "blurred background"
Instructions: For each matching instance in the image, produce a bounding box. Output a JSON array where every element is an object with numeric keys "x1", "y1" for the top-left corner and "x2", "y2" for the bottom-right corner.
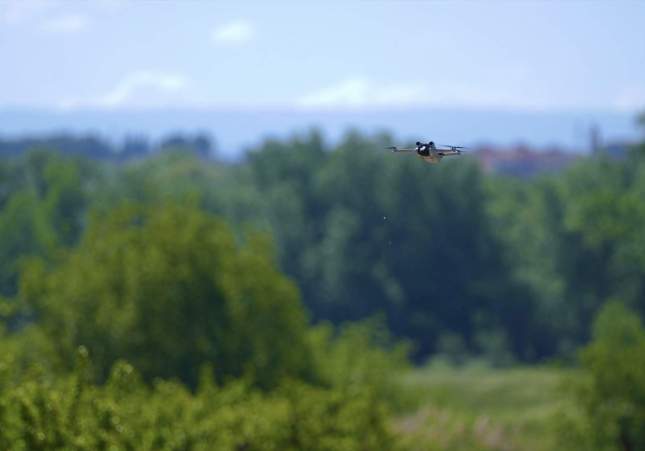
[{"x1": 1, "y1": 1, "x2": 645, "y2": 450}]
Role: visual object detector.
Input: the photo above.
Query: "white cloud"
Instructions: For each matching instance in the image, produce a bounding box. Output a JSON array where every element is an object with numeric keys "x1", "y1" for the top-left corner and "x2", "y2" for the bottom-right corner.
[
  {"x1": 42, "y1": 13, "x2": 90, "y2": 34},
  {"x1": 296, "y1": 77, "x2": 567, "y2": 111},
  {"x1": 297, "y1": 78, "x2": 429, "y2": 109},
  {"x1": 1, "y1": 2, "x2": 92, "y2": 33},
  {"x1": 613, "y1": 87, "x2": 645, "y2": 112},
  {"x1": 60, "y1": 71, "x2": 187, "y2": 109},
  {"x1": 211, "y1": 20, "x2": 254, "y2": 45},
  {"x1": 0, "y1": 1, "x2": 54, "y2": 25},
  {"x1": 98, "y1": 71, "x2": 186, "y2": 107},
  {"x1": 94, "y1": 0, "x2": 128, "y2": 14}
]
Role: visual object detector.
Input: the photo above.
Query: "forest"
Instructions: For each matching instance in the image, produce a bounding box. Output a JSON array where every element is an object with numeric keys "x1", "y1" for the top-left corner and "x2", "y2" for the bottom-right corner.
[{"x1": 1, "y1": 118, "x2": 645, "y2": 450}]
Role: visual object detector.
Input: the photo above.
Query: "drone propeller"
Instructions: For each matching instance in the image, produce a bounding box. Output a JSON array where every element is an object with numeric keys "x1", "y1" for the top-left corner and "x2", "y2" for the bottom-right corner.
[{"x1": 440, "y1": 145, "x2": 468, "y2": 150}]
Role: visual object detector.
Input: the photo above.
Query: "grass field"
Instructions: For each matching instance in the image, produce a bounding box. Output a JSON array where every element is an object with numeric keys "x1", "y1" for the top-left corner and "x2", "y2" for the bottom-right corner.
[{"x1": 394, "y1": 363, "x2": 574, "y2": 451}]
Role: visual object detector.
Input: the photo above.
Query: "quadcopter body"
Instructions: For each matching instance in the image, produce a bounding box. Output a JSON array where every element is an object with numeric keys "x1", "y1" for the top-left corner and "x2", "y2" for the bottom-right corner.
[{"x1": 386, "y1": 141, "x2": 466, "y2": 164}]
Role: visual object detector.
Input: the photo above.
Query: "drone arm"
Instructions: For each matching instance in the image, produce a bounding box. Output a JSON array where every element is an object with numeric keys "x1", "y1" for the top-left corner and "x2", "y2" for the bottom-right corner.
[{"x1": 386, "y1": 146, "x2": 415, "y2": 153}]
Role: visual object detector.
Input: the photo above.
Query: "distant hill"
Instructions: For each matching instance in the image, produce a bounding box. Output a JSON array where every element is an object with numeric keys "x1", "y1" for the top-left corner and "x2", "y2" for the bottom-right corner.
[
  {"x1": 0, "y1": 132, "x2": 213, "y2": 162},
  {"x1": 0, "y1": 107, "x2": 638, "y2": 159}
]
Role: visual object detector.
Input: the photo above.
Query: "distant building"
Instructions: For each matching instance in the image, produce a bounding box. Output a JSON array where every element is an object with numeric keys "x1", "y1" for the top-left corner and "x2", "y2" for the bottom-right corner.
[
  {"x1": 590, "y1": 124, "x2": 602, "y2": 154},
  {"x1": 474, "y1": 145, "x2": 579, "y2": 178},
  {"x1": 589, "y1": 124, "x2": 633, "y2": 160},
  {"x1": 600, "y1": 141, "x2": 631, "y2": 160}
]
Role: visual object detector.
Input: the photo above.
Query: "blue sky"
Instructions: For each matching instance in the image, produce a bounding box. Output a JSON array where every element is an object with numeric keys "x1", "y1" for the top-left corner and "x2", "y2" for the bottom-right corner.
[{"x1": 1, "y1": 0, "x2": 644, "y2": 113}]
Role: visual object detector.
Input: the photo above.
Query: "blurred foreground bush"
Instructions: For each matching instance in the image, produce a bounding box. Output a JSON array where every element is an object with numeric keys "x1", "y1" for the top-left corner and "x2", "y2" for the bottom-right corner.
[
  {"x1": 557, "y1": 301, "x2": 645, "y2": 450},
  {"x1": 0, "y1": 350, "x2": 397, "y2": 451},
  {"x1": 0, "y1": 203, "x2": 413, "y2": 449},
  {"x1": 308, "y1": 317, "x2": 411, "y2": 409}
]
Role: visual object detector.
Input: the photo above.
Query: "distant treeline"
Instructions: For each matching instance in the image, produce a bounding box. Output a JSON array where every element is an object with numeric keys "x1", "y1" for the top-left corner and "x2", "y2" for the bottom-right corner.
[
  {"x1": 1, "y1": 128, "x2": 645, "y2": 366},
  {"x1": 0, "y1": 132, "x2": 214, "y2": 161}
]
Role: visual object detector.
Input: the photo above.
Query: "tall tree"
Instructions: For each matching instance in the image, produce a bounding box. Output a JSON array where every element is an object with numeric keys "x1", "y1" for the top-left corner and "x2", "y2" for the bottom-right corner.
[{"x1": 20, "y1": 205, "x2": 312, "y2": 388}]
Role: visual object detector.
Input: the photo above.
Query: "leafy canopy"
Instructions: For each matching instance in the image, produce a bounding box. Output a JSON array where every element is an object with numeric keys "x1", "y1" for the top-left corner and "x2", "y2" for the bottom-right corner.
[{"x1": 20, "y1": 204, "x2": 312, "y2": 389}]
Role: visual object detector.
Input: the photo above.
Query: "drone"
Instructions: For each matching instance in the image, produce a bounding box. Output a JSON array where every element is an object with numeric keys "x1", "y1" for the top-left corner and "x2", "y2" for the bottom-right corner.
[{"x1": 386, "y1": 141, "x2": 467, "y2": 164}]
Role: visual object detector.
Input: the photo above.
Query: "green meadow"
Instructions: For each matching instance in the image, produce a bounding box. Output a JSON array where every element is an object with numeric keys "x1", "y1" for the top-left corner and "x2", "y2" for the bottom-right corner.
[{"x1": 395, "y1": 365, "x2": 571, "y2": 451}]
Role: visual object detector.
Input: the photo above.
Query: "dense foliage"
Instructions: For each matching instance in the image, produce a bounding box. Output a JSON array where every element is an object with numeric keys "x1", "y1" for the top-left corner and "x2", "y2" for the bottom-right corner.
[
  {"x1": 0, "y1": 352, "x2": 396, "y2": 451},
  {"x1": 19, "y1": 205, "x2": 311, "y2": 388},
  {"x1": 2, "y1": 131, "x2": 645, "y2": 363},
  {"x1": 1, "y1": 125, "x2": 645, "y2": 449},
  {"x1": 557, "y1": 301, "x2": 645, "y2": 451}
]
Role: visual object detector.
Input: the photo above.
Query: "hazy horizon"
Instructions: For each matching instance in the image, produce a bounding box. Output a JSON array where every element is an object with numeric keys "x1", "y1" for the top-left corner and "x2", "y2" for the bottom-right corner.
[{"x1": 0, "y1": 106, "x2": 639, "y2": 157}]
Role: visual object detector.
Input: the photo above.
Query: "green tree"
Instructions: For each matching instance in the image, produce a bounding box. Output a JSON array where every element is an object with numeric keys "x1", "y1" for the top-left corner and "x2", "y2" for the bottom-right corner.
[
  {"x1": 19, "y1": 205, "x2": 311, "y2": 388},
  {"x1": 0, "y1": 151, "x2": 92, "y2": 296},
  {"x1": 560, "y1": 301, "x2": 645, "y2": 451},
  {"x1": 489, "y1": 149, "x2": 645, "y2": 358}
]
